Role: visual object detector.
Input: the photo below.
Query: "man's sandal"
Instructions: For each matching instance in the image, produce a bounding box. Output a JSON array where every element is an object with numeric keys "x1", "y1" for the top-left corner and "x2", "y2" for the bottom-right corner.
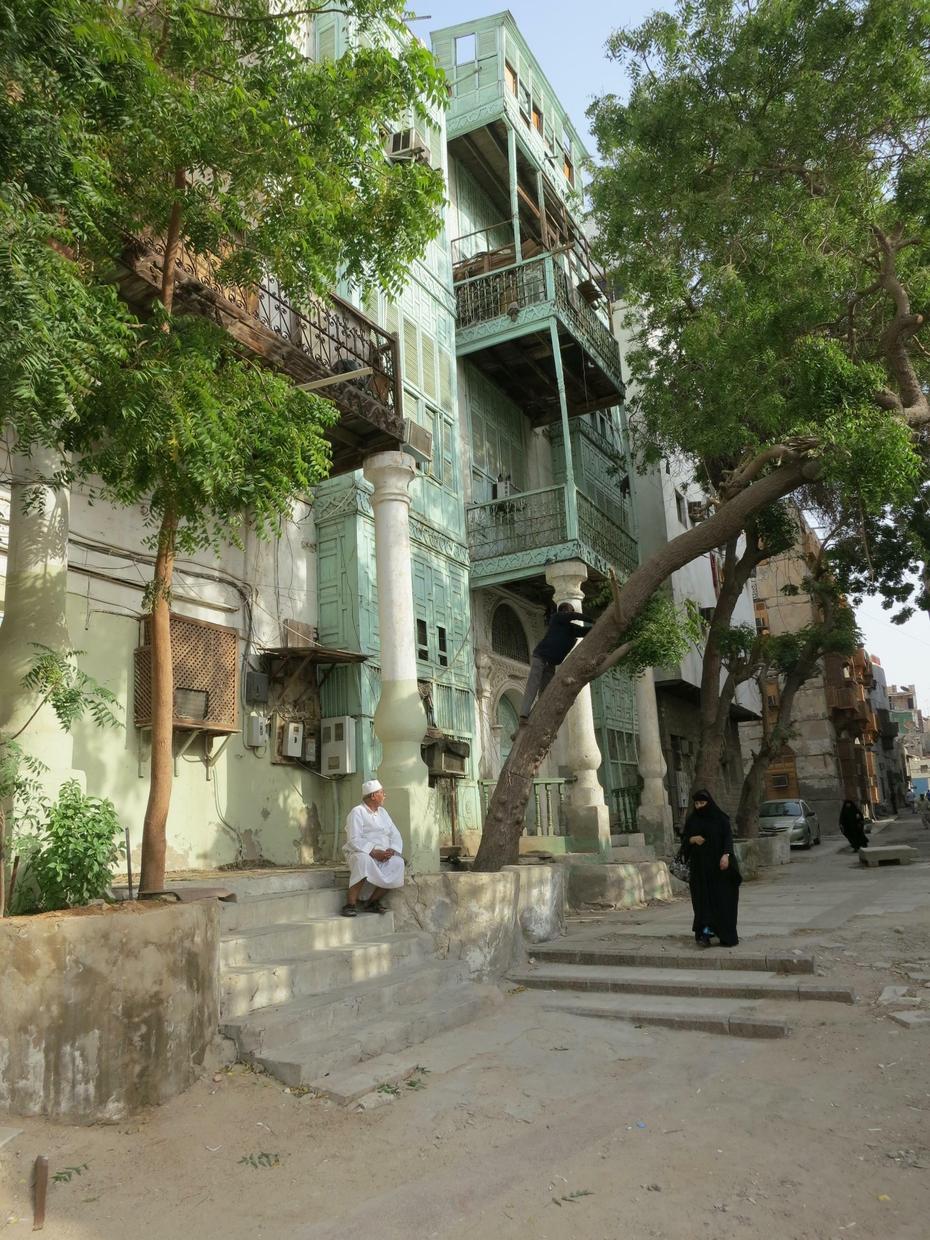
[
  {"x1": 340, "y1": 903, "x2": 358, "y2": 917},
  {"x1": 363, "y1": 899, "x2": 388, "y2": 915}
]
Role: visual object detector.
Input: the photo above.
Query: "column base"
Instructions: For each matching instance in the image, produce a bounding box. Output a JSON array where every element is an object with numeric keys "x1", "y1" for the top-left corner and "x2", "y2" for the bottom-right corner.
[
  {"x1": 379, "y1": 782, "x2": 438, "y2": 874},
  {"x1": 563, "y1": 803, "x2": 612, "y2": 854},
  {"x1": 637, "y1": 805, "x2": 676, "y2": 857}
]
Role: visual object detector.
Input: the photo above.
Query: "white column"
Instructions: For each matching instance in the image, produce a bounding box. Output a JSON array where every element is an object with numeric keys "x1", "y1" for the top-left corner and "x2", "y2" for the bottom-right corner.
[
  {"x1": 545, "y1": 559, "x2": 611, "y2": 854},
  {"x1": 634, "y1": 670, "x2": 675, "y2": 854},
  {"x1": 363, "y1": 451, "x2": 435, "y2": 872},
  {"x1": 0, "y1": 445, "x2": 82, "y2": 792}
]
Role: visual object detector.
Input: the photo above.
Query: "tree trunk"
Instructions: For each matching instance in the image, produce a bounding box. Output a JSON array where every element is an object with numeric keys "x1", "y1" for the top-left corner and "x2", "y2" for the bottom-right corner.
[
  {"x1": 734, "y1": 650, "x2": 819, "y2": 838},
  {"x1": 691, "y1": 534, "x2": 764, "y2": 796},
  {"x1": 472, "y1": 459, "x2": 813, "y2": 870},
  {"x1": 138, "y1": 510, "x2": 177, "y2": 893}
]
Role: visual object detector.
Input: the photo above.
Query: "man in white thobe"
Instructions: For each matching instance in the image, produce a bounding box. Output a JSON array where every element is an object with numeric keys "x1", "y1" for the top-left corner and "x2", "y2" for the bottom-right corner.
[{"x1": 341, "y1": 779, "x2": 405, "y2": 916}]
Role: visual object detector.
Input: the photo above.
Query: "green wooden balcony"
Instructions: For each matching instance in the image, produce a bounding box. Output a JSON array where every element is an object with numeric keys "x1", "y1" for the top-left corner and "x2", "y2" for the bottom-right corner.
[
  {"x1": 454, "y1": 254, "x2": 625, "y2": 421},
  {"x1": 466, "y1": 483, "x2": 637, "y2": 587}
]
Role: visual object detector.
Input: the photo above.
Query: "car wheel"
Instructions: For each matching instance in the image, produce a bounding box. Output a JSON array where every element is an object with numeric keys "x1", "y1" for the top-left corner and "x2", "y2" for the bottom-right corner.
[
  {"x1": 802, "y1": 828, "x2": 813, "y2": 850},
  {"x1": 814, "y1": 829, "x2": 822, "y2": 845}
]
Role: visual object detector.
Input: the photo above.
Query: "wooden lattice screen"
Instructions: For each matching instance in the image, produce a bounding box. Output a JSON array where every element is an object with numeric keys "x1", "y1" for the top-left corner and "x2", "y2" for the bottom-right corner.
[{"x1": 134, "y1": 612, "x2": 239, "y2": 733}]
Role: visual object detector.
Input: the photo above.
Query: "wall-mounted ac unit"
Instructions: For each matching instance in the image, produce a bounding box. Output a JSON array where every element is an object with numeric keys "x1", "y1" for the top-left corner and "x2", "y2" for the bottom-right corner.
[
  {"x1": 423, "y1": 738, "x2": 470, "y2": 778},
  {"x1": 402, "y1": 418, "x2": 433, "y2": 466},
  {"x1": 687, "y1": 500, "x2": 708, "y2": 523},
  {"x1": 320, "y1": 715, "x2": 356, "y2": 775},
  {"x1": 134, "y1": 613, "x2": 239, "y2": 733},
  {"x1": 385, "y1": 129, "x2": 431, "y2": 165}
]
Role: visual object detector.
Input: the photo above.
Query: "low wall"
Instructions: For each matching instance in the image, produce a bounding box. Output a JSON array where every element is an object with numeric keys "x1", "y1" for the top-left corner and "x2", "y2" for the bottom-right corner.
[
  {"x1": 389, "y1": 865, "x2": 565, "y2": 978},
  {"x1": 735, "y1": 835, "x2": 791, "y2": 879},
  {"x1": 0, "y1": 901, "x2": 219, "y2": 1124},
  {"x1": 565, "y1": 860, "x2": 674, "y2": 911}
]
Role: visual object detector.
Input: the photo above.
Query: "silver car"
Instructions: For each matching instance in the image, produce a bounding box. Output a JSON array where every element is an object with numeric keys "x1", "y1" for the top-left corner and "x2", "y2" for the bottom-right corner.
[{"x1": 758, "y1": 799, "x2": 822, "y2": 848}]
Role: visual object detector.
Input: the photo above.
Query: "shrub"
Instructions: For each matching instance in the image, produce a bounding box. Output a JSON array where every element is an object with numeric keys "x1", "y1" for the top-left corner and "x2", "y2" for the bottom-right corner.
[{"x1": 28, "y1": 781, "x2": 123, "y2": 911}]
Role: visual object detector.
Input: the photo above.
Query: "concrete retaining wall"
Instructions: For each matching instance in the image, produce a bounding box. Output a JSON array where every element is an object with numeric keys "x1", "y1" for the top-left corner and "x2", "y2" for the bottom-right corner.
[
  {"x1": 389, "y1": 865, "x2": 565, "y2": 978},
  {"x1": 565, "y1": 860, "x2": 674, "y2": 911},
  {"x1": 735, "y1": 835, "x2": 791, "y2": 879},
  {"x1": 0, "y1": 901, "x2": 219, "y2": 1123}
]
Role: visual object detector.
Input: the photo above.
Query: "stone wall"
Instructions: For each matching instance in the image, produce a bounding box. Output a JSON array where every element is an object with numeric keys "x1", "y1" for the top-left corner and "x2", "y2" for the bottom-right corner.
[
  {"x1": 0, "y1": 901, "x2": 219, "y2": 1123},
  {"x1": 734, "y1": 835, "x2": 791, "y2": 880},
  {"x1": 389, "y1": 865, "x2": 565, "y2": 978}
]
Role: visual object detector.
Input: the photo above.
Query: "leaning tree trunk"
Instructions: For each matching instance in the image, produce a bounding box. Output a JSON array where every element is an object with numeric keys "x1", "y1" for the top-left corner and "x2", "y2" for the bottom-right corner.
[
  {"x1": 734, "y1": 649, "x2": 819, "y2": 839},
  {"x1": 472, "y1": 460, "x2": 814, "y2": 870},
  {"x1": 138, "y1": 512, "x2": 177, "y2": 893},
  {"x1": 691, "y1": 534, "x2": 765, "y2": 796}
]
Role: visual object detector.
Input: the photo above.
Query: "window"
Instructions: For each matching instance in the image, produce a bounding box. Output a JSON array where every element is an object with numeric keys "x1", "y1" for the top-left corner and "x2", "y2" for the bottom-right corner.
[
  {"x1": 519, "y1": 83, "x2": 531, "y2": 121},
  {"x1": 505, "y1": 61, "x2": 518, "y2": 96},
  {"x1": 771, "y1": 774, "x2": 790, "y2": 790},
  {"x1": 767, "y1": 694, "x2": 778, "y2": 709},
  {"x1": 437, "y1": 626, "x2": 449, "y2": 668},
  {"x1": 563, "y1": 156, "x2": 575, "y2": 185},
  {"x1": 491, "y1": 604, "x2": 530, "y2": 664},
  {"x1": 416, "y1": 618, "x2": 429, "y2": 661},
  {"x1": 532, "y1": 102, "x2": 543, "y2": 134},
  {"x1": 674, "y1": 490, "x2": 688, "y2": 526},
  {"x1": 455, "y1": 34, "x2": 476, "y2": 65}
]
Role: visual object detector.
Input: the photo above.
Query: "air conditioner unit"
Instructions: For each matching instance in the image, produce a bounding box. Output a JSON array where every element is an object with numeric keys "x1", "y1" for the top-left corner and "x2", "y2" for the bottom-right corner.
[
  {"x1": 687, "y1": 500, "x2": 708, "y2": 523},
  {"x1": 423, "y1": 738, "x2": 470, "y2": 778},
  {"x1": 320, "y1": 715, "x2": 356, "y2": 775},
  {"x1": 402, "y1": 418, "x2": 433, "y2": 466},
  {"x1": 492, "y1": 475, "x2": 518, "y2": 500},
  {"x1": 386, "y1": 129, "x2": 431, "y2": 165}
]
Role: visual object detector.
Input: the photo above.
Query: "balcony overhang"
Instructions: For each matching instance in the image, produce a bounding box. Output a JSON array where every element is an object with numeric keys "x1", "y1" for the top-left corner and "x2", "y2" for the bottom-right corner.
[
  {"x1": 117, "y1": 239, "x2": 404, "y2": 476},
  {"x1": 455, "y1": 256, "x2": 625, "y2": 421}
]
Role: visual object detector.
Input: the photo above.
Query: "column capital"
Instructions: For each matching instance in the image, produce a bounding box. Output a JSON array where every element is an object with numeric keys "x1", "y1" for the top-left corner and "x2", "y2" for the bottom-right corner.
[
  {"x1": 363, "y1": 451, "x2": 418, "y2": 507},
  {"x1": 545, "y1": 559, "x2": 589, "y2": 607}
]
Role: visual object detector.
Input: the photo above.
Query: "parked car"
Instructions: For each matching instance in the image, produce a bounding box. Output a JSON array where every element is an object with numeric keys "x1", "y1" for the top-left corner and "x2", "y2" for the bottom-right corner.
[{"x1": 758, "y1": 799, "x2": 822, "y2": 848}]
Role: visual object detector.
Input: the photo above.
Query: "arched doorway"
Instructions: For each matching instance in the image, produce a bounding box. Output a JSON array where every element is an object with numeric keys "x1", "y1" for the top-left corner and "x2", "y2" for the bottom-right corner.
[{"x1": 496, "y1": 692, "x2": 521, "y2": 772}]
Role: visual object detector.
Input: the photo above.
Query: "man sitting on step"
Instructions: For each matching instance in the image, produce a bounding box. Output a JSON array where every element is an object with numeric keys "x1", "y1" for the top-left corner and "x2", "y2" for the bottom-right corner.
[{"x1": 341, "y1": 779, "x2": 405, "y2": 917}]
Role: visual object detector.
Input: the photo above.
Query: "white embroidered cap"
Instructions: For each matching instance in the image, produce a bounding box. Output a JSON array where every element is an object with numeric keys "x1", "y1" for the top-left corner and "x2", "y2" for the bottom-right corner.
[{"x1": 361, "y1": 779, "x2": 383, "y2": 797}]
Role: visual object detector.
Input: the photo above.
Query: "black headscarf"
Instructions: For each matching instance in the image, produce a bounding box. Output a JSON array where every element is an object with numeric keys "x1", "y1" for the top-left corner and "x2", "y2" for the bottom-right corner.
[
  {"x1": 686, "y1": 789, "x2": 731, "y2": 832},
  {"x1": 839, "y1": 800, "x2": 863, "y2": 828}
]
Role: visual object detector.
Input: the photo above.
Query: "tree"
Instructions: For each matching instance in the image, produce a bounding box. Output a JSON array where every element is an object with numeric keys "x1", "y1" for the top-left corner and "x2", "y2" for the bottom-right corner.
[
  {"x1": 1, "y1": 0, "x2": 447, "y2": 891},
  {"x1": 473, "y1": 0, "x2": 930, "y2": 871}
]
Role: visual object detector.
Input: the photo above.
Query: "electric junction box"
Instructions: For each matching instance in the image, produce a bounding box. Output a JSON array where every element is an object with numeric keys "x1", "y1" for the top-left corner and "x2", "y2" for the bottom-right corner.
[
  {"x1": 284, "y1": 720, "x2": 304, "y2": 759},
  {"x1": 245, "y1": 713, "x2": 269, "y2": 748}
]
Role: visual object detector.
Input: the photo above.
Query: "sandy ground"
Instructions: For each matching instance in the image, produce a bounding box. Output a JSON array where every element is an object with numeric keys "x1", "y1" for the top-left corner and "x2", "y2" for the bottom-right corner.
[{"x1": 2, "y1": 822, "x2": 930, "y2": 1240}]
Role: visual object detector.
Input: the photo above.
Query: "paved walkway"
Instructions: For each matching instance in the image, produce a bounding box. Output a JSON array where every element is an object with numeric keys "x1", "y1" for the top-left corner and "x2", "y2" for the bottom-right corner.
[{"x1": 565, "y1": 812, "x2": 930, "y2": 945}]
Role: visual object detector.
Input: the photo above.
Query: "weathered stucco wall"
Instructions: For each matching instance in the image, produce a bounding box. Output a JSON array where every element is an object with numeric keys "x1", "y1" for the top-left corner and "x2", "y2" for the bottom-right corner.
[
  {"x1": 0, "y1": 901, "x2": 219, "y2": 1123},
  {"x1": 734, "y1": 835, "x2": 791, "y2": 879},
  {"x1": 389, "y1": 866, "x2": 565, "y2": 977}
]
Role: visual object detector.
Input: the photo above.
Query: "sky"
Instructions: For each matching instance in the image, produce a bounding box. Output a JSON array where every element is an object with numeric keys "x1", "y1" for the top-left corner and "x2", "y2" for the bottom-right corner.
[{"x1": 409, "y1": 2, "x2": 930, "y2": 713}]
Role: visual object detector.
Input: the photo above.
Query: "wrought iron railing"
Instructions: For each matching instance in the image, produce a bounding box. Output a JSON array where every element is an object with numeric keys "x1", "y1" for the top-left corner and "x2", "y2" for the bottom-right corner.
[
  {"x1": 610, "y1": 785, "x2": 641, "y2": 833},
  {"x1": 576, "y1": 490, "x2": 638, "y2": 574},
  {"x1": 129, "y1": 236, "x2": 399, "y2": 422},
  {"x1": 551, "y1": 265, "x2": 621, "y2": 377},
  {"x1": 478, "y1": 777, "x2": 572, "y2": 836},
  {"x1": 466, "y1": 484, "x2": 569, "y2": 562},
  {"x1": 455, "y1": 255, "x2": 549, "y2": 329}
]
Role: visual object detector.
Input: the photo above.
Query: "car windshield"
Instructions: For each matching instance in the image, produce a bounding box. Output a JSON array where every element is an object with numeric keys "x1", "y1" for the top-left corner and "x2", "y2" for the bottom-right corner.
[{"x1": 760, "y1": 801, "x2": 802, "y2": 817}]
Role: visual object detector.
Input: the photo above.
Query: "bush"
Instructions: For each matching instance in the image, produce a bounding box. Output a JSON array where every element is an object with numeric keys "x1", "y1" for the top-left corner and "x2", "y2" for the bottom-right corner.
[{"x1": 27, "y1": 781, "x2": 123, "y2": 911}]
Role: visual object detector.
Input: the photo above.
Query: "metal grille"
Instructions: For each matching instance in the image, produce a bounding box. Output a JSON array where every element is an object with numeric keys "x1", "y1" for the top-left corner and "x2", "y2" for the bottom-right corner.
[
  {"x1": 466, "y1": 485, "x2": 568, "y2": 562},
  {"x1": 134, "y1": 613, "x2": 239, "y2": 733},
  {"x1": 490, "y1": 604, "x2": 530, "y2": 664},
  {"x1": 576, "y1": 490, "x2": 638, "y2": 574},
  {"x1": 456, "y1": 257, "x2": 548, "y2": 329}
]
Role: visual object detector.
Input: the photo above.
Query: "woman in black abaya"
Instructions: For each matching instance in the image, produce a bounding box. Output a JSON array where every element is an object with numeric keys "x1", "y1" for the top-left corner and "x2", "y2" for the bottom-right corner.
[
  {"x1": 838, "y1": 799, "x2": 868, "y2": 851},
  {"x1": 681, "y1": 789, "x2": 741, "y2": 947}
]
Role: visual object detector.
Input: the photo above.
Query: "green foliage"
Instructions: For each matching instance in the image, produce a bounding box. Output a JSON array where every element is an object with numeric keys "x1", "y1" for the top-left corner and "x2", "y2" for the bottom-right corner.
[
  {"x1": 23, "y1": 781, "x2": 122, "y2": 912},
  {"x1": 614, "y1": 594, "x2": 704, "y2": 675},
  {"x1": 590, "y1": 0, "x2": 930, "y2": 505},
  {"x1": 832, "y1": 482, "x2": 930, "y2": 622}
]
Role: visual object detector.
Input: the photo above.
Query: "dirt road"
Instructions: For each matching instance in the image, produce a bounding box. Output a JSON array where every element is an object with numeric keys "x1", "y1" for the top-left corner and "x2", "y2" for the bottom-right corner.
[{"x1": 2, "y1": 817, "x2": 929, "y2": 1239}]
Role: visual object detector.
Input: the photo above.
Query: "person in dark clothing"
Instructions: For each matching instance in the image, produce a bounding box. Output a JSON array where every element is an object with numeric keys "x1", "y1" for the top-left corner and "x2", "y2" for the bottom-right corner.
[
  {"x1": 681, "y1": 789, "x2": 741, "y2": 947},
  {"x1": 518, "y1": 602, "x2": 592, "y2": 721},
  {"x1": 839, "y1": 799, "x2": 869, "y2": 851}
]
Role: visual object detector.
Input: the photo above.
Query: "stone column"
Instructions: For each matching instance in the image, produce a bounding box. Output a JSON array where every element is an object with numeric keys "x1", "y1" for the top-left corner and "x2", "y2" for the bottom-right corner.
[
  {"x1": 363, "y1": 452, "x2": 435, "y2": 872},
  {"x1": 634, "y1": 670, "x2": 675, "y2": 854},
  {"x1": 0, "y1": 445, "x2": 82, "y2": 792},
  {"x1": 545, "y1": 559, "x2": 611, "y2": 854}
]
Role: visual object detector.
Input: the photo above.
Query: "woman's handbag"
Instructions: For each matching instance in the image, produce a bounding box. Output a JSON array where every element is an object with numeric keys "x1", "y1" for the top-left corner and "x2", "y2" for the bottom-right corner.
[{"x1": 668, "y1": 850, "x2": 690, "y2": 883}]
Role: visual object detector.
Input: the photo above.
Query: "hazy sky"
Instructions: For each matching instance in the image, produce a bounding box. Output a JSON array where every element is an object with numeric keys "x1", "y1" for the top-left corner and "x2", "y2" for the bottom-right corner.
[{"x1": 412, "y1": 2, "x2": 930, "y2": 713}]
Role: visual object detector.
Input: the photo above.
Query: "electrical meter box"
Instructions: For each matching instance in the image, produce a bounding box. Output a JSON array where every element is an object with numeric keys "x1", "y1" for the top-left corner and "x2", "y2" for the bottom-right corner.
[
  {"x1": 284, "y1": 720, "x2": 304, "y2": 759},
  {"x1": 245, "y1": 713, "x2": 269, "y2": 748},
  {"x1": 320, "y1": 715, "x2": 356, "y2": 775}
]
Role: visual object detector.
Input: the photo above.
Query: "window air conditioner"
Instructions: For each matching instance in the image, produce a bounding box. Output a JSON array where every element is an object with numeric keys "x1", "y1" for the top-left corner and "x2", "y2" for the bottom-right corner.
[
  {"x1": 423, "y1": 738, "x2": 470, "y2": 778},
  {"x1": 386, "y1": 129, "x2": 431, "y2": 165},
  {"x1": 320, "y1": 715, "x2": 356, "y2": 775},
  {"x1": 402, "y1": 418, "x2": 433, "y2": 466}
]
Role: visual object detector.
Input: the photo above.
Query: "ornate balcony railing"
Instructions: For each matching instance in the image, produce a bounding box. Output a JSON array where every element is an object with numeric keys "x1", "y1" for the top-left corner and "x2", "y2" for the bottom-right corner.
[
  {"x1": 576, "y1": 490, "x2": 638, "y2": 574},
  {"x1": 455, "y1": 256, "x2": 549, "y2": 329},
  {"x1": 123, "y1": 236, "x2": 400, "y2": 432},
  {"x1": 478, "y1": 777, "x2": 572, "y2": 837},
  {"x1": 466, "y1": 484, "x2": 569, "y2": 563},
  {"x1": 551, "y1": 265, "x2": 620, "y2": 380}
]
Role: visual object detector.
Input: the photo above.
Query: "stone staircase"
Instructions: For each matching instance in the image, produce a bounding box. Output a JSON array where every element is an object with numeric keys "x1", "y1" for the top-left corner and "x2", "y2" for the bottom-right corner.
[
  {"x1": 510, "y1": 942, "x2": 855, "y2": 1039},
  {"x1": 215, "y1": 870, "x2": 500, "y2": 1099}
]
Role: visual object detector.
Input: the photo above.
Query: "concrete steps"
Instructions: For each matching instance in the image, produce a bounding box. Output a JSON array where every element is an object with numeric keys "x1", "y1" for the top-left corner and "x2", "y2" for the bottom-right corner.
[
  {"x1": 217, "y1": 869, "x2": 500, "y2": 1090},
  {"x1": 510, "y1": 941, "x2": 853, "y2": 1038}
]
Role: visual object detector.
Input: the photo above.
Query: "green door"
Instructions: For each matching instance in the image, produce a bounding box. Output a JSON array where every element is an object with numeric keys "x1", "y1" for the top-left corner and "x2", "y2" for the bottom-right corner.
[{"x1": 497, "y1": 695, "x2": 520, "y2": 770}]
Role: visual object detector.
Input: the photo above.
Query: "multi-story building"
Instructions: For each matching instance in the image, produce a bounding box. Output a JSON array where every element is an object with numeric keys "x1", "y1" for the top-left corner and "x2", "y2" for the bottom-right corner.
[
  {"x1": 869, "y1": 657, "x2": 905, "y2": 811},
  {"x1": 0, "y1": 11, "x2": 641, "y2": 874},
  {"x1": 431, "y1": 12, "x2": 638, "y2": 851}
]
